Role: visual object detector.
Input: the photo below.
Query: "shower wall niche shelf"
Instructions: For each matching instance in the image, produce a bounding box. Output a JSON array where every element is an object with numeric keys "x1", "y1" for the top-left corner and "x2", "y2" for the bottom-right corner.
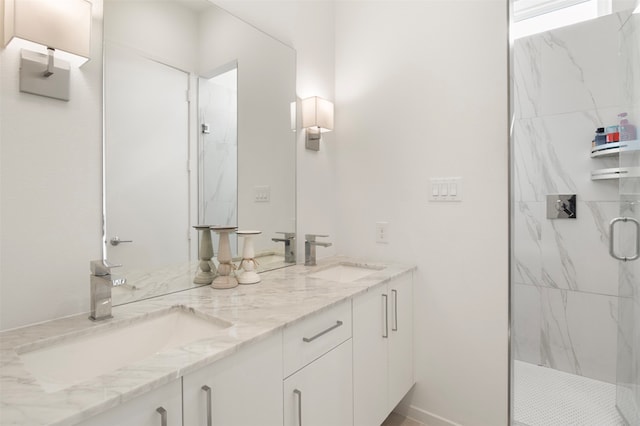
[
  {"x1": 591, "y1": 141, "x2": 626, "y2": 158},
  {"x1": 590, "y1": 140, "x2": 639, "y2": 180},
  {"x1": 591, "y1": 167, "x2": 638, "y2": 180}
]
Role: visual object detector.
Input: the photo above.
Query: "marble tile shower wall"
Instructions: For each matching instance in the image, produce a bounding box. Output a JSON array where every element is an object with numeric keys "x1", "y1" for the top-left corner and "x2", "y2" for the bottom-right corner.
[
  {"x1": 512, "y1": 12, "x2": 639, "y2": 384},
  {"x1": 200, "y1": 75, "x2": 238, "y2": 252}
]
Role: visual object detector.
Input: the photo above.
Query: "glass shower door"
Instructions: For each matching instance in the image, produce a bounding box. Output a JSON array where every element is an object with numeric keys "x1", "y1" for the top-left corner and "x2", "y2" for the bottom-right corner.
[{"x1": 615, "y1": 11, "x2": 640, "y2": 424}]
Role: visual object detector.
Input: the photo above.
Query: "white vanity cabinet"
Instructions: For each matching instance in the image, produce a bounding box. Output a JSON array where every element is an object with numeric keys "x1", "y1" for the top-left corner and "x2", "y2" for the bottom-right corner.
[
  {"x1": 283, "y1": 340, "x2": 353, "y2": 426},
  {"x1": 69, "y1": 269, "x2": 414, "y2": 426},
  {"x1": 75, "y1": 379, "x2": 182, "y2": 426},
  {"x1": 353, "y1": 272, "x2": 414, "y2": 426},
  {"x1": 283, "y1": 300, "x2": 353, "y2": 426},
  {"x1": 182, "y1": 332, "x2": 283, "y2": 426}
]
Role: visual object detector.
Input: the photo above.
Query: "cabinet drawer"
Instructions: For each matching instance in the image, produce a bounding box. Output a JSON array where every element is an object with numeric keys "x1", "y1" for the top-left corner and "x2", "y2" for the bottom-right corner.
[{"x1": 283, "y1": 300, "x2": 352, "y2": 377}]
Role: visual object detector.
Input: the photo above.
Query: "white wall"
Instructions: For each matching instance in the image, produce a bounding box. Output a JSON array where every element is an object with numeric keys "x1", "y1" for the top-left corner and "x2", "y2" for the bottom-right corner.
[
  {"x1": 333, "y1": 2, "x2": 509, "y2": 425},
  {"x1": 220, "y1": 2, "x2": 509, "y2": 424},
  {"x1": 0, "y1": 0, "x2": 104, "y2": 330}
]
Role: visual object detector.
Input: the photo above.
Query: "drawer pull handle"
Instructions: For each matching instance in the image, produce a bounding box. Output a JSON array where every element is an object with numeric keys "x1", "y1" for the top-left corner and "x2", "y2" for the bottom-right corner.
[
  {"x1": 294, "y1": 389, "x2": 302, "y2": 426},
  {"x1": 202, "y1": 385, "x2": 212, "y2": 426},
  {"x1": 156, "y1": 407, "x2": 167, "y2": 426},
  {"x1": 302, "y1": 320, "x2": 343, "y2": 342}
]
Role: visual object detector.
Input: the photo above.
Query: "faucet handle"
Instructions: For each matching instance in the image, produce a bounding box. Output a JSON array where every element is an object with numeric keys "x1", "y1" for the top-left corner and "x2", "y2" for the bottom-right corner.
[
  {"x1": 90, "y1": 259, "x2": 122, "y2": 276},
  {"x1": 305, "y1": 234, "x2": 329, "y2": 242},
  {"x1": 276, "y1": 232, "x2": 296, "y2": 240}
]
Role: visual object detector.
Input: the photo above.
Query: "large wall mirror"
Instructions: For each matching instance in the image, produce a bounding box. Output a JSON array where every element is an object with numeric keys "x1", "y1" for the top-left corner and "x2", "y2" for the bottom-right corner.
[{"x1": 103, "y1": 0, "x2": 297, "y2": 305}]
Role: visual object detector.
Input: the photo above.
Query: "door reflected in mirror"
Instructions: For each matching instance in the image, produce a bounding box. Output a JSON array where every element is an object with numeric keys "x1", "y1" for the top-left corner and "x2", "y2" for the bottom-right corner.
[
  {"x1": 103, "y1": 0, "x2": 296, "y2": 306},
  {"x1": 199, "y1": 67, "x2": 239, "y2": 254}
]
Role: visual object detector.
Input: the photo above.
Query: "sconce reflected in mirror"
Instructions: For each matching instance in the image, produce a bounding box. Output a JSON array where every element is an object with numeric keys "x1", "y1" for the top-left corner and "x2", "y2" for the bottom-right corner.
[
  {"x1": 3, "y1": 0, "x2": 92, "y2": 101},
  {"x1": 301, "y1": 96, "x2": 334, "y2": 151}
]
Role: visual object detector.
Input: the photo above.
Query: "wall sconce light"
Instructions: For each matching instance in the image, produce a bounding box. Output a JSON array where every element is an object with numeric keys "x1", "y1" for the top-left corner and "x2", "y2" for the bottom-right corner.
[
  {"x1": 301, "y1": 96, "x2": 334, "y2": 151},
  {"x1": 3, "y1": 0, "x2": 92, "y2": 101}
]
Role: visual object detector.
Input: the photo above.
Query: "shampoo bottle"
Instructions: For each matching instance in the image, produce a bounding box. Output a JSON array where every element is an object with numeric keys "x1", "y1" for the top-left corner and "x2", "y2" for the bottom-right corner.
[{"x1": 619, "y1": 112, "x2": 637, "y2": 141}]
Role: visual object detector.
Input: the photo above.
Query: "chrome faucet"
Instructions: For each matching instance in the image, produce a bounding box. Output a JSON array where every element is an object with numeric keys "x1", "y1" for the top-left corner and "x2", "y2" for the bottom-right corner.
[
  {"x1": 272, "y1": 232, "x2": 296, "y2": 263},
  {"x1": 89, "y1": 260, "x2": 127, "y2": 321},
  {"x1": 305, "y1": 234, "x2": 332, "y2": 266}
]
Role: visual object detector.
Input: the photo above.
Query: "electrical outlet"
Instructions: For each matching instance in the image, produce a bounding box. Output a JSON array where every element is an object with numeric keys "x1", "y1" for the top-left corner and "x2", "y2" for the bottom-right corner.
[{"x1": 376, "y1": 222, "x2": 389, "y2": 244}]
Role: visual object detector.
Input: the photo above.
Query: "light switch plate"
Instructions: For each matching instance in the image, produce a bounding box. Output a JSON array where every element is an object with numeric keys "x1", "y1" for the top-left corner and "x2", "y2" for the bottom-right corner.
[
  {"x1": 429, "y1": 177, "x2": 462, "y2": 202},
  {"x1": 254, "y1": 186, "x2": 271, "y2": 202}
]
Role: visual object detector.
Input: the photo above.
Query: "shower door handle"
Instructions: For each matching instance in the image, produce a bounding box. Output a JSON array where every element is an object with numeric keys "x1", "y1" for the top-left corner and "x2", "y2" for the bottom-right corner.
[{"x1": 609, "y1": 217, "x2": 640, "y2": 261}]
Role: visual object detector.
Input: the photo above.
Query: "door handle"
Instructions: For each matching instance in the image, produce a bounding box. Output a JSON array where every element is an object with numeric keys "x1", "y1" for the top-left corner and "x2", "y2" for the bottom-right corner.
[
  {"x1": 110, "y1": 236, "x2": 133, "y2": 246},
  {"x1": 156, "y1": 407, "x2": 167, "y2": 426},
  {"x1": 294, "y1": 389, "x2": 302, "y2": 426},
  {"x1": 202, "y1": 385, "x2": 212, "y2": 426},
  {"x1": 391, "y1": 289, "x2": 398, "y2": 331},
  {"x1": 609, "y1": 217, "x2": 640, "y2": 261},
  {"x1": 382, "y1": 294, "x2": 388, "y2": 338}
]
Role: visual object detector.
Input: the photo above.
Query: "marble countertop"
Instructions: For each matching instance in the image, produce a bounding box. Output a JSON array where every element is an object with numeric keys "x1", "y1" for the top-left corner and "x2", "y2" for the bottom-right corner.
[{"x1": 0, "y1": 256, "x2": 415, "y2": 426}]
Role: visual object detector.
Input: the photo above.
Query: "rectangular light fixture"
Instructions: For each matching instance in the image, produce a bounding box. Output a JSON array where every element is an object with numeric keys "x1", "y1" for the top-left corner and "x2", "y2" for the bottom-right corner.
[
  {"x1": 3, "y1": 0, "x2": 92, "y2": 101},
  {"x1": 301, "y1": 96, "x2": 334, "y2": 151}
]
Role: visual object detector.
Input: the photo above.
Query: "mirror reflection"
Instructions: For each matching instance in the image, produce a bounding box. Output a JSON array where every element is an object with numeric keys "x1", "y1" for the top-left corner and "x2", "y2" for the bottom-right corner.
[{"x1": 103, "y1": 0, "x2": 297, "y2": 305}]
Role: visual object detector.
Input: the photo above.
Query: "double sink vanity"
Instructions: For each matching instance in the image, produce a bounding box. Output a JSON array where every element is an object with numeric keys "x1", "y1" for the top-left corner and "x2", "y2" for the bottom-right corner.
[
  {"x1": 0, "y1": 257, "x2": 415, "y2": 426},
  {"x1": 2, "y1": 0, "x2": 417, "y2": 424}
]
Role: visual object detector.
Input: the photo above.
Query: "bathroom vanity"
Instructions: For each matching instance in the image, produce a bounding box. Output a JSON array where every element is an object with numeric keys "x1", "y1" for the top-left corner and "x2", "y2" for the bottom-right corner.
[{"x1": 0, "y1": 257, "x2": 415, "y2": 426}]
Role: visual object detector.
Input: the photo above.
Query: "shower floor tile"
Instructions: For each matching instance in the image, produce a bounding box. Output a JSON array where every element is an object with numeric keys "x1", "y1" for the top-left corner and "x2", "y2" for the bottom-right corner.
[{"x1": 514, "y1": 361, "x2": 626, "y2": 426}]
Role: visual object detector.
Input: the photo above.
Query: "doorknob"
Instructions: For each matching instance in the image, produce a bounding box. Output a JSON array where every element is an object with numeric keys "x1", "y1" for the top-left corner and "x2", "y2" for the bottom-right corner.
[{"x1": 110, "y1": 236, "x2": 133, "y2": 246}]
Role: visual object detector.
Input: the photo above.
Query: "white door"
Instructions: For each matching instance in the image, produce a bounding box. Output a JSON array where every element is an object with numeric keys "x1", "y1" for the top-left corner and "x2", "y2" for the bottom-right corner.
[
  {"x1": 388, "y1": 273, "x2": 414, "y2": 410},
  {"x1": 353, "y1": 284, "x2": 389, "y2": 426},
  {"x1": 283, "y1": 340, "x2": 353, "y2": 426},
  {"x1": 76, "y1": 379, "x2": 182, "y2": 426},
  {"x1": 104, "y1": 43, "x2": 191, "y2": 276},
  {"x1": 183, "y1": 333, "x2": 283, "y2": 426}
]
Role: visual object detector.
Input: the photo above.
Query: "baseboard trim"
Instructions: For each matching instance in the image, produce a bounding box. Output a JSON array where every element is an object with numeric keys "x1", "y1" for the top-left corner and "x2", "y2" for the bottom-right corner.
[{"x1": 394, "y1": 403, "x2": 462, "y2": 426}]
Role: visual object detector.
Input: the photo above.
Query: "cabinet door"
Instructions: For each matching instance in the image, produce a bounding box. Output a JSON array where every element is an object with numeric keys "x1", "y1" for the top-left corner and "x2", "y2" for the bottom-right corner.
[
  {"x1": 183, "y1": 332, "x2": 283, "y2": 426},
  {"x1": 76, "y1": 379, "x2": 182, "y2": 426},
  {"x1": 352, "y1": 285, "x2": 389, "y2": 426},
  {"x1": 284, "y1": 339, "x2": 353, "y2": 426},
  {"x1": 388, "y1": 272, "x2": 414, "y2": 410}
]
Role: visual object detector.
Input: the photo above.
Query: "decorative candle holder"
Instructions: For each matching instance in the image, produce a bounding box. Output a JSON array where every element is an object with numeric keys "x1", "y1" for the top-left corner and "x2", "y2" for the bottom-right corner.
[
  {"x1": 211, "y1": 226, "x2": 238, "y2": 289},
  {"x1": 193, "y1": 225, "x2": 217, "y2": 285},
  {"x1": 237, "y1": 230, "x2": 262, "y2": 285}
]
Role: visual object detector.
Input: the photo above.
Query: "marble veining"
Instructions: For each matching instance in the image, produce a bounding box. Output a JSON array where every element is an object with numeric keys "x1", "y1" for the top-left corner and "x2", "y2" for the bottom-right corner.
[{"x1": 0, "y1": 257, "x2": 414, "y2": 426}]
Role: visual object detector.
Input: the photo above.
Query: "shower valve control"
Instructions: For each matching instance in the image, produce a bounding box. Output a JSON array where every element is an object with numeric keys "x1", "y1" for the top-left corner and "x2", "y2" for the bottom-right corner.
[{"x1": 546, "y1": 194, "x2": 577, "y2": 219}]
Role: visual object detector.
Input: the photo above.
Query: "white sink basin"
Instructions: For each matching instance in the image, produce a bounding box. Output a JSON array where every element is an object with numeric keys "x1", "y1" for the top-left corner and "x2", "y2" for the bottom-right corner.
[
  {"x1": 19, "y1": 306, "x2": 232, "y2": 393},
  {"x1": 308, "y1": 264, "x2": 384, "y2": 283}
]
